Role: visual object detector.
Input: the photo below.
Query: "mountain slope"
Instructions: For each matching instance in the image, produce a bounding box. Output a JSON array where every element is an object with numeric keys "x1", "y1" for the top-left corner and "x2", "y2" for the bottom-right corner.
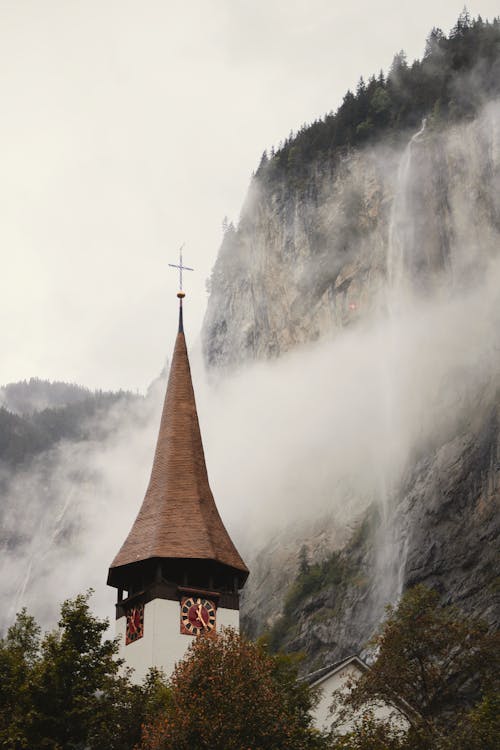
[{"x1": 202, "y1": 15, "x2": 500, "y2": 670}]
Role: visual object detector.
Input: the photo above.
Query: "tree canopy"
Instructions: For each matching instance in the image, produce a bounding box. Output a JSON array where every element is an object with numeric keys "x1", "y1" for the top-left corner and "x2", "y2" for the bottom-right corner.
[
  {"x1": 258, "y1": 11, "x2": 500, "y2": 187},
  {"x1": 1, "y1": 587, "x2": 498, "y2": 749},
  {"x1": 0, "y1": 591, "x2": 168, "y2": 750},
  {"x1": 329, "y1": 585, "x2": 500, "y2": 750},
  {"x1": 139, "y1": 628, "x2": 327, "y2": 750}
]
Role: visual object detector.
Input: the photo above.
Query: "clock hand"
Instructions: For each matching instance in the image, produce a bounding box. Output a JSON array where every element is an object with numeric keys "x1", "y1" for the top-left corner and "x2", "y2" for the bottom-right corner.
[
  {"x1": 197, "y1": 604, "x2": 208, "y2": 629},
  {"x1": 129, "y1": 609, "x2": 138, "y2": 633}
]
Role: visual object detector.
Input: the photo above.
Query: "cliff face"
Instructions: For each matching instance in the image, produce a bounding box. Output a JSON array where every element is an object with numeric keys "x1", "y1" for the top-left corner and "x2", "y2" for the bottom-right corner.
[
  {"x1": 203, "y1": 146, "x2": 391, "y2": 369},
  {"x1": 242, "y1": 402, "x2": 499, "y2": 674},
  {"x1": 204, "y1": 105, "x2": 500, "y2": 370},
  {"x1": 202, "y1": 103, "x2": 500, "y2": 671}
]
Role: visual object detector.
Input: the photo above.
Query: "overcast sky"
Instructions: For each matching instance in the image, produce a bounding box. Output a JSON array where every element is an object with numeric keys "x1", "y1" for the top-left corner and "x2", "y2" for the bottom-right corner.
[{"x1": 1, "y1": 0, "x2": 498, "y2": 391}]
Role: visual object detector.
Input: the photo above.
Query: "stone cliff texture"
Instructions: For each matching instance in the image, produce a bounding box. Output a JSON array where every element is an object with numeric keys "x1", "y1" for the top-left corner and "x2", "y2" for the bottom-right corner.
[
  {"x1": 204, "y1": 104, "x2": 500, "y2": 369},
  {"x1": 246, "y1": 401, "x2": 499, "y2": 674},
  {"x1": 202, "y1": 103, "x2": 500, "y2": 671}
]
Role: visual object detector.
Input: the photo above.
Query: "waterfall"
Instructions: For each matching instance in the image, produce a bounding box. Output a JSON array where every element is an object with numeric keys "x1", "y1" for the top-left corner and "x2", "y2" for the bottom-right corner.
[
  {"x1": 10, "y1": 485, "x2": 76, "y2": 624},
  {"x1": 373, "y1": 120, "x2": 428, "y2": 609},
  {"x1": 387, "y1": 119, "x2": 427, "y2": 294}
]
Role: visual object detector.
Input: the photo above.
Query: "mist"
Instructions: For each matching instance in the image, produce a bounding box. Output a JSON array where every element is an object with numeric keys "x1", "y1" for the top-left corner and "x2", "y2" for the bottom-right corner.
[{"x1": 1, "y1": 103, "x2": 500, "y2": 635}]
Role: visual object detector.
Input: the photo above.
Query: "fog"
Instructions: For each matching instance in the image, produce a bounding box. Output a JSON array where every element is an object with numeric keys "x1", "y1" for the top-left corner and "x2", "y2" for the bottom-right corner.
[
  {"x1": 2, "y1": 1, "x2": 499, "y2": 391},
  {"x1": 2, "y1": 258, "x2": 498, "y2": 633},
  {"x1": 1, "y1": 103, "x2": 500, "y2": 635}
]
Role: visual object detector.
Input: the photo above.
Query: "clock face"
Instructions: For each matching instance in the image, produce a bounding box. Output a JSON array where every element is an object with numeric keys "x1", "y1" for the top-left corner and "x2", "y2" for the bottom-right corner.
[
  {"x1": 125, "y1": 603, "x2": 144, "y2": 645},
  {"x1": 180, "y1": 596, "x2": 216, "y2": 636}
]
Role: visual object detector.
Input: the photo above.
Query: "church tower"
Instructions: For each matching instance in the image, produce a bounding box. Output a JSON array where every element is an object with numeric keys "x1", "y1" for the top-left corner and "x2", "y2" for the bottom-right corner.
[{"x1": 107, "y1": 291, "x2": 248, "y2": 682}]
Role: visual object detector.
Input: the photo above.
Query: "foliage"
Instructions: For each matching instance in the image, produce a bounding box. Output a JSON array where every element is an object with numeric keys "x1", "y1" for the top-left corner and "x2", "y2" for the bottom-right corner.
[
  {"x1": 330, "y1": 711, "x2": 408, "y2": 750},
  {"x1": 1, "y1": 378, "x2": 93, "y2": 414},
  {"x1": 268, "y1": 506, "x2": 379, "y2": 652},
  {"x1": 267, "y1": 550, "x2": 350, "y2": 652},
  {"x1": 0, "y1": 609, "x2": 42, "y2": 749},
  {"x1": 328, "y1": 585, "x2": 500, "y2": 750},
  {"x1": 0, "y1": 384, "x2": 135, "y2": 468},
  {"x1": 290, "y1": 553, "x2": 348, "y2": 611},
  {"x1": 139, "y1": 627, "x2": 327, "y2": 750},
  {"x1": 0, "y1": 591, "x2": 169, "y2": 750},
  {"x1": 257, "y1": 12, "x2": 500, "y2": 188},
  {"x1": 450, "y1": 690, "x2": 500, "y2": 749}
]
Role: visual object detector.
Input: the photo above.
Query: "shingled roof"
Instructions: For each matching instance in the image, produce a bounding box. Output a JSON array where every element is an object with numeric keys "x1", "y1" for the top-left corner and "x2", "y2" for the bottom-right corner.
[{"x1": 108, "y1": 303, "x2": 248, "y2": 584}]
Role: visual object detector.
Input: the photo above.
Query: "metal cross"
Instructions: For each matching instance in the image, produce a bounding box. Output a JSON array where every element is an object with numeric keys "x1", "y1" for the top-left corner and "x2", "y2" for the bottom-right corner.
[{"x1": 168, "y1": 244, "x2": 194, "y2": 291}]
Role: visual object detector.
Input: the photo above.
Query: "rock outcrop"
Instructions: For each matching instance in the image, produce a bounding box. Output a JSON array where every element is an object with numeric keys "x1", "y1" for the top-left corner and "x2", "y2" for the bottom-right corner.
[{"x1": 202, "y1": 103, "x2": 500, "y2": 671}]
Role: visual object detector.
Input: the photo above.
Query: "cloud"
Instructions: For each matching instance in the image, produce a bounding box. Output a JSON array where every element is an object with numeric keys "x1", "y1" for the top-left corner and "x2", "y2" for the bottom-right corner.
[
  {"x1": 2, "y1": 1, "x2": 500, "y2": 390},
  {"x1": 2, "y1": 246, "x2": 498, "y2": 634},
  {"x1": 1, "y1": 93, "x2": 499, "y2": 638}
]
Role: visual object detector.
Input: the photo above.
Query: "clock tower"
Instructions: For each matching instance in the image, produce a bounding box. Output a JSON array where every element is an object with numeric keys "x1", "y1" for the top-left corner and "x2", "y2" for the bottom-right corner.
[{"x1": 107, "y1": 291, "x2": 249, "y2": 682}]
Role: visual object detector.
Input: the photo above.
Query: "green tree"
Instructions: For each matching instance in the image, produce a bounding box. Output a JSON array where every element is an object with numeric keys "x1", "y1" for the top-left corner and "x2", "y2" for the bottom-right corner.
[
  {"x1": 329, "y1": 585, "x2": 500, "y2": 750},
  {"x1": 369, "y1": 86, "x2": 392, "y2": 127},
  {"x1": 139, "y1": 627, "x2": 327, "y2": 750},
  {"x1": 0, "y1": 609, "x2": 41, "y2": 748},
  {"x1": 27, "y1": 591, "x2": 133, "y2": 748},
  {"x1": 299, "y1": 544, "x2": 310, "y2": 575},
  {"x1": 257, "y1": 12, "x2": 500, "y2": 187},
  {"x1": 0, "y1": 591, "x2": 169, "y2": 750}
]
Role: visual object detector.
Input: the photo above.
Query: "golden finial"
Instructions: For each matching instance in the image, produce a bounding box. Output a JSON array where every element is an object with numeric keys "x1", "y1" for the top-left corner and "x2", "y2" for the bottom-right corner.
[{"x1": 169, "y1": 244, "x2": 193, "y2": 333}]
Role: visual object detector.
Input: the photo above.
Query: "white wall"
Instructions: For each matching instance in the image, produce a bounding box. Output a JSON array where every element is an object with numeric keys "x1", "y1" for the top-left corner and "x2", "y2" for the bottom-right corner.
[
  {"x1": 312, "y1": 664, "x2": 365, "y2": 732},
  {"x1": 217, "y1": 607, "x2": 239, "y2": 629},
  {"x1": 312, "y1": 663, "x2": 408, "y2": 734},
  {"x1": 116, "y1": 599, "x2": 239, "y2": 684}
]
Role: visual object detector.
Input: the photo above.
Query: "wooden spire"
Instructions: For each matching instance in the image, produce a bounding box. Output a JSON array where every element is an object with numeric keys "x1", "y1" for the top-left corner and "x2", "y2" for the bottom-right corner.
[{"x1": 108, "y1": 299, "x2": 248, "y2": 588}]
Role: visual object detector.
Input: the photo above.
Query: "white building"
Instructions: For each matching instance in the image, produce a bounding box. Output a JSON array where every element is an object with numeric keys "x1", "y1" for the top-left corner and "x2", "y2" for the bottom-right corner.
[{"x1": 307, "y1": 654, "x2": 409, "y2": 733}]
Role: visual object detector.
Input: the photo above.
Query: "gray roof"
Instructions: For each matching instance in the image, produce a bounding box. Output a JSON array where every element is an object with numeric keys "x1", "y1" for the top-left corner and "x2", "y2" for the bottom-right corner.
[{"x1": 303, "y1": 654, "x2": 369, "y2": 686}]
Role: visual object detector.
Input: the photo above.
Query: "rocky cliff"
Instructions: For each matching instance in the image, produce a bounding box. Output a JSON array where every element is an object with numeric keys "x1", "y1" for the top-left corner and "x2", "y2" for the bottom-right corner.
[
  {"x1": 204, "y1": 104, "x2": 500, "y2": 370},
  {"x1": 202, "y1": 103, "x2": 500, "y2": 671}
]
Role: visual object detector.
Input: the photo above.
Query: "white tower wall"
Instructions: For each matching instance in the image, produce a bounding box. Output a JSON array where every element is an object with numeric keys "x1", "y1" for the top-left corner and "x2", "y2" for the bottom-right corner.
[{"x1": 117, "y1": 599, "x2": 240, "y2": 684}]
